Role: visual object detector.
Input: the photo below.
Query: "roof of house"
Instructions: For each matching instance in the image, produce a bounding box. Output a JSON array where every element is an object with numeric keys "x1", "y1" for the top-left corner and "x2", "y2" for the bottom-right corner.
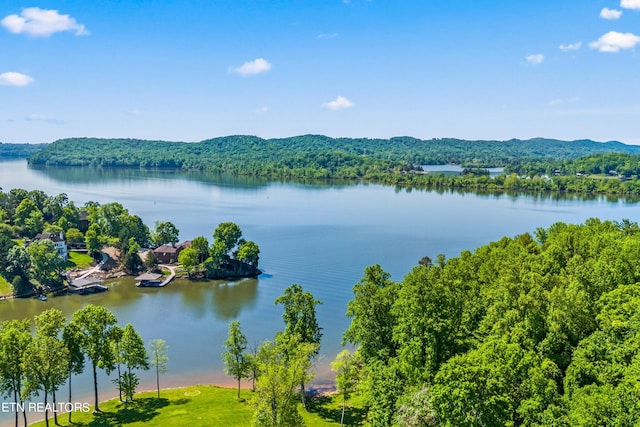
[
  {"x1": 33, "y1": 232, "x2": 64, "y2": 243},
  {"x1": 153, "y1": 241, "x2": 191, "y2": 254},
  {"x1": 153, "y1": 244, "x2": 178, "y2": 254}
]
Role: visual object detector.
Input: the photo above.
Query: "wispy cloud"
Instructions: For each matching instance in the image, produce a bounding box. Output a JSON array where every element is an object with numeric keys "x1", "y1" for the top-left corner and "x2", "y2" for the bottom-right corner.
[
  {"x1": 525, "y1": 54, "x2": 544, "y2": 65},
  {"x1": 621, "y1": 0, "x2": 640, "y2": 10},
  {"x1": 559, "y1": 42, "x2": 582, "y2": 51},
  {"x1": 323, "y1": 96, "x2": 354, "y2": 110},
  {"x1": 256, "y1": 106, "x2": 269, "y2": 114},
  {"x1": 317, "y1": 33, "x2": 339, "y2": 39},
  {"x1": 589, "y1": 31, "x2": 640, "y2": 52},
  {"x1": 229, "y1": 58, "x2": 272, "y2": 76},
  {"x1": 600, "y1": 8, "x2": 622, "y2": 19},
  {"x1": 548, "y1": 97, "x2": 580, "y2": 107},
  {"x1": 25, "y1": 114, "x2": 64, "y2": 125},
  {"x1": 1, "y1": 7, "x2": 88, "y2": 37},
  {"x1": 0, "y1": 72, "x2": 34, "y2": 87}
]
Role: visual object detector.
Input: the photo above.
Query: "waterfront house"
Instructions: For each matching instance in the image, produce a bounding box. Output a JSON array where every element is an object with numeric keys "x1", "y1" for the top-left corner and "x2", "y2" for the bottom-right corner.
[
  {"x1": 32, "y1": 232, "x2": 69, "y2": 262},
  {"x1": 152, "y1": 241, "x2": 192, "y2": 264}
]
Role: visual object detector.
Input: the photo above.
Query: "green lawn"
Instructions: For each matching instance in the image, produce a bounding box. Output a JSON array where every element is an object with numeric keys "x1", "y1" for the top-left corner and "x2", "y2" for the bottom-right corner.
[
  {"x1": 28, "y1": 386, "x2": 365, "y2": 427},
  {"x1": 0, "y1": 275, "x2": 11, "y2": 297},
  {"x1": 65, "y1": 251, "x2": 95, "y2": 269}
]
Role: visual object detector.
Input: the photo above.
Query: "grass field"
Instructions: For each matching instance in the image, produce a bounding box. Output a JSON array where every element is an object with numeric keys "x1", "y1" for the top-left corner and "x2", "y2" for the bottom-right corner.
[
  {"x1": 28, "y1": 385, "x2": 365, "y2": 427},
  {"x1": 65, "y1": 251, "x2": 95, "y2": 269}
]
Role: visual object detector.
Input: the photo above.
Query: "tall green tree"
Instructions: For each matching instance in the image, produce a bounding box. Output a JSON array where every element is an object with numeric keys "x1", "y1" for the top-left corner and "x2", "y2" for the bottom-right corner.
[
  {"x1": 0, "y1": 319, "x2": 32, "y2": 427},
  {"x1": 149, "y1": 339, "x2": 168, "y2": 398},
  {"x1": 275, "y1": 284, "x2": 322, "y2": 406},
  {"x1": 213, "y1": 222, "x2": 242, "y2": 254},
  {"x1": 152, "y1": 221, "x2": 180, "y2": 247},
  {"x1": 23, "y1": 335, "x2": 69, "y2": 427},
  {"x1": 119, "y1": 324, "x2": 149, "y2": 402},
  {"x1": 62, "y1": 323, "x2": 85, "y2": 423},
  {"x1": 70, "y1": 305, "x2": 118, "y2": 412},
  {"x1": 191, "y1": 235, "x2": 209, "y2": 263},
  {"x1": 251, "y1": 336, "x2": 318, "y2": 427},
  {"x1": 343, "y1": 264, "x2": 397, "y2": 362},
  {"x1": 237, "y1": 240, "x2": 260, "y2": 268},
  {"x1": 330, "y1": 349, "x2": 361, "y2": 427},
  {"x1": 32, "y1": 309, "x2": 67, "y2": 426},
  {"x1": 222, "y1": 321, "x2": 250, "y2": 399},
  {"x1": 26, "y1": 239, "x2": 63, "y2": 286},
  {"x1": 178, "y1": 247, "x2": 199, "y2": 278}
]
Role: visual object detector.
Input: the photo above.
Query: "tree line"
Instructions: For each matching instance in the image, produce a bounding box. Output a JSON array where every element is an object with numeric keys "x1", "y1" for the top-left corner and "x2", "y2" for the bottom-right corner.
[
  {"x1": 27, "y1": 136, "x2": 640, "y2": 178},
  {"x1": 0, "y1": 305, "x2": 167, "y2": 427},
  {"x1": 337, "y1": 218, "x2": 640, "y2": 426}
]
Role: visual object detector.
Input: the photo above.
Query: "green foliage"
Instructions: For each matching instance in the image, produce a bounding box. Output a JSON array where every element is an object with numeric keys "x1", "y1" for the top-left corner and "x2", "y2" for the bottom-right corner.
[
  {"x1": 344, "y1": 219, "x2": 640, "y2": 426},
  {"x1": 222, "y1": 321, "x2": 250, "y2": 399},
  {"x1": 70, "y1": 304, "x2": 118, "y2": 412},
  {"x1": 0, "y1": 319, "x2": 32, "y2": 426},
  {"x1": 28, "y1": 136, "x2": 640, "y2": 179},
  {"x1": 149, "y1": 339, "x2": 168, "y2": 398},
  {"x1": 26, "y1": 239, "x2": 63, "y2": 286},
  {"x1": 152, "y1": 221, "x2": 180, "y2": 247},
  {"x1": 343, "y1": 264, "x2": 397, "y2": 363},
  {"x1": 251, "y1": 336, "x2": 318, "y2": 427},
  {"x1": 330, "y1": 349, "x2": 361, "y2": 427},
  {"x1": 237, "y1": 240, "x2": 260, "y2": 267},
  {"x1": 213, "y1": 222, "x2": 243, "y2": 254},
  {"x1": 178, "y1": 247, "x2": 199, "y2": 277}
]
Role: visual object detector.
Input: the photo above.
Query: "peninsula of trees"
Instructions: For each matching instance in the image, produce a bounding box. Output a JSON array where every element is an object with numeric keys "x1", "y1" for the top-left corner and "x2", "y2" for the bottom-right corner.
[{"x1": 0, "y1": 188, "x2": 260, "y2": 297}]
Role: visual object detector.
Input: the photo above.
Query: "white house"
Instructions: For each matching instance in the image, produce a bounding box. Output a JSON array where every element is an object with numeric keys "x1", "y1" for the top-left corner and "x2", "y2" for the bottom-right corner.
[{"x1": 32, "y1": 232, "x2": 69, "y2": 262}]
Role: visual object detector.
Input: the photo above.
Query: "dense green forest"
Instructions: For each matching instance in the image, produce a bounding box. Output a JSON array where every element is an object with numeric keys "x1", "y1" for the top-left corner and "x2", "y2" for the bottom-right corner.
[
  {"x1": 27, "y1": 136, "x2": 640, "y2": 177},
  {"x1": 344, "y1": 218, "x2": 640, "y2": 426},
  {"x1": 0, "y1": 142, "x2": 47, "y2": 158}
]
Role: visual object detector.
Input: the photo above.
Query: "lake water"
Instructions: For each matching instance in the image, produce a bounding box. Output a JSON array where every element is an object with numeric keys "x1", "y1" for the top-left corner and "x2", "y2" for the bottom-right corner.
[{"x1": 0, "y1": 159, "x2": 638, "y2": 425}]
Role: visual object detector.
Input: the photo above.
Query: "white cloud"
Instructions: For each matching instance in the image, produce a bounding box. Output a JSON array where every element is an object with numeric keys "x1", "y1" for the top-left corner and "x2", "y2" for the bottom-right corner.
[
  {"x1": 548, "y1": 97, "x2": 580, "y2": 107},
  {"x1": 229, "y1": 58, "x2": 272, "y2": 76},
  {"x1": 600, "y1": 8, "x2": 622, "y2": 19},
  {"x1": 589, "y1": 31, "x2": 640, "y2": 52},
  {"x1": 0, "y1": 72, "x2": 34, "y2": 87},
  {"x1": 25, "y1": 114, "x2": 64, "y2": 125},
  {"x1": 621, "y1": 0, "x2": 640, "y2": 9},
  {"x1": 317, "y1": 33, "x2": 339, "y2": 39},
  {"x1": 559, "y1": 42, "x2": 582, "y2": 51},
  {"x1": 525, "y1": 54, "x2": 544, "y2": 64},
  {"x1": 256, "y1": 106, "x2": 269, "y2": 114},
  {"x1": 323, "y1": 96, "x2": 354, "y2": 110},
  {"x1": 1, "y1": 7, "x2": 88, "y2": 37}
]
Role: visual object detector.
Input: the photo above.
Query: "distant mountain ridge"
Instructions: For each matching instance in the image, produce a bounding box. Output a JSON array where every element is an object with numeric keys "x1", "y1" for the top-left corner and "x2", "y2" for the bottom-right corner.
[{"x1": 25, "y1": 135, "x2": 640, "y2": 178}]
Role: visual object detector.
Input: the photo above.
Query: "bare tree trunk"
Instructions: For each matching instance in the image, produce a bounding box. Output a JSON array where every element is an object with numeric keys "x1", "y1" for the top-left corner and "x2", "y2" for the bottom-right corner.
[{"x1": 92, "y1": 363, "x2": 100, "y2": 413}]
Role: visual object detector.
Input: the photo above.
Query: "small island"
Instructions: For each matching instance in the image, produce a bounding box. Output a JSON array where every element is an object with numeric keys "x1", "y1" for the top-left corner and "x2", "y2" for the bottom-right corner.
[{"x1": 0, "y1": 188, "x2": 260, "y2": 299}]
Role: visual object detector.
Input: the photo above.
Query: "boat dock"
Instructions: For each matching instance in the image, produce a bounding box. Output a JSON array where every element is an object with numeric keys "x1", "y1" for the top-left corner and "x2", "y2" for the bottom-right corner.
[
  {"x1": 69, "y1": 277, "x2": 108, "y2": 294},
  {"x1": 135, "y1": 267, "x2": 176, "y2": 287}
]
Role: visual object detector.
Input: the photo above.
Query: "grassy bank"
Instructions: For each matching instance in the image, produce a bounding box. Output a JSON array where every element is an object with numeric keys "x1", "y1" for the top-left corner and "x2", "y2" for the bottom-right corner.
[{"x1": 28, "y1": 385, "x2": 365, "y2": 427}]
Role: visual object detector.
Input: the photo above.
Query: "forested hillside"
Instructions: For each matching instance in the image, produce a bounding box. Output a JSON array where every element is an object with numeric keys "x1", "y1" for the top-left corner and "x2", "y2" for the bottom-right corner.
[
  {"x1": 27, "y1": 136, "x2": 640, "y2": 178},
  {"x1": 344, "y1": 218, "x2": 640, "y2": 426},
  {"x1": 0, "y1": 142, "x2": 47, "y2": 158}
]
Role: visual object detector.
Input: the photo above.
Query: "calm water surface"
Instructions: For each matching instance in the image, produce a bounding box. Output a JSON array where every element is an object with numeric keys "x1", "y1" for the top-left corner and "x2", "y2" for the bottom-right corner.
[{"x1": 1, "y1": 159, "x2": 638, "y2": 424}]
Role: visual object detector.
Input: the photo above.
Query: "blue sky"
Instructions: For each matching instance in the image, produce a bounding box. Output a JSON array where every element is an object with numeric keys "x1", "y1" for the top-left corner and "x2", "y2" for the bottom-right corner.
[{"x1": 2, "y1": 1, "x2": 640, "y2": 144}]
